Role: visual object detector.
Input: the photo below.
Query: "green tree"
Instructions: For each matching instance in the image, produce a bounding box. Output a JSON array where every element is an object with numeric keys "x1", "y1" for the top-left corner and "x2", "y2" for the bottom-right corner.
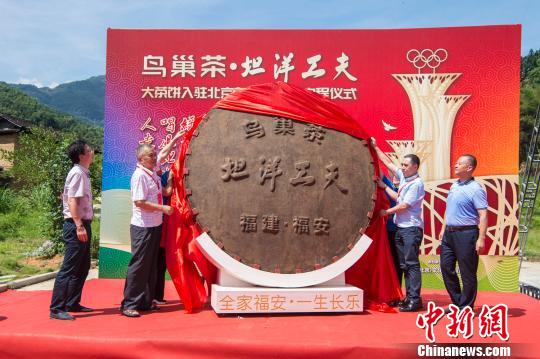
[
  {"x1": 520, "y1": 50, "x2": 540, "y2": 163},
  {"x1": 1, "y1": 127, "x2": 102, "y2": 255}
]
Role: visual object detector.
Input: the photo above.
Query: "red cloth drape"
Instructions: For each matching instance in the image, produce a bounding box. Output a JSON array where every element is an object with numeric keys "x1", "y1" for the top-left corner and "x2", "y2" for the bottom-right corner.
[
  {"x1": 215, "y1": 81, "x2": 368, "y2": 140},
  {"x1": 164, "y1": 116, "x2": 216, "y2": 313},
  {"x1": 345, "y1": 186, "x2": 403, "y2": 312},
  {"x1": 166, "y1": 81, "x2": 401, "y2": 311}
]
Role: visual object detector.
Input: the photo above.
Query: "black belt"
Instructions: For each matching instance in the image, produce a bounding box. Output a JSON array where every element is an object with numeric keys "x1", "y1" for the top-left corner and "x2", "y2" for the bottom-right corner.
[
  {"x1": 65, "y1": 218, "x2": 92, "y2": 225},
  {"x1": 446, "y1": 225, "x2": 478, "y2": 232}
]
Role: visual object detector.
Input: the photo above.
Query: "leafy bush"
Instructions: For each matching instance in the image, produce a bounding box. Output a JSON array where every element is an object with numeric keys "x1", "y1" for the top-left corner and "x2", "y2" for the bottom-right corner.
[
  {"x1": 0, "y1": 187, "x2": 50, "y2": 242},
  {"x1": 0, "y1": 188, "x2": 28, "y2": 241},
  {"x1": 0, "y1": 127, "x2": 102, "y2": 257},
  {"x1": 0, "y1": 211, "x2": 24, "y2": 241},
  {"x1": 0, "y1": 187, "x2": 16, "y2": 213},
  {"x1": 28, "y1": 184, "x2": 52, "y2": 212}
]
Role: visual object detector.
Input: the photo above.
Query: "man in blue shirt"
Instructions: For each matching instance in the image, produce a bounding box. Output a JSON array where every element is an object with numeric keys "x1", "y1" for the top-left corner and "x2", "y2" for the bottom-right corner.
[
  {"x1": 372, "y1": 138, "x2": 425, "y2": 312},
  {"x1": 440, "y1": 154, "x2": 487, "y2": 310}
]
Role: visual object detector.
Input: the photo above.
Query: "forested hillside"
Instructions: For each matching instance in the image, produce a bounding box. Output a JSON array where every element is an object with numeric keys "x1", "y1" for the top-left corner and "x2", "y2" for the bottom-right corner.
[
  {"x1": 520, "y1": 49, "x2": 540, "y2": 162},
  {"x1": 0, "y1": 82, "x2": 102, "y2": 148},
  {"x1": 9, "y1": 76, "x2": 105, "y2": 126}
]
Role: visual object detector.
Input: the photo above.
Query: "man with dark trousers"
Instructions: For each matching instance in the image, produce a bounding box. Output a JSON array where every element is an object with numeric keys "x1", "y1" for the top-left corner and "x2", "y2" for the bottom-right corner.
[
  {"x1": 440, "y1": 154, "x2": 487, "y2": 311},
  {"x1": 50, "y1": 140, "x2": 95, "y2": 320},
  {"x1": 372, "y1": 137, "x2": 425, "y2": 312},
  {"x1": 121, "y1": 144, "x2": 173, "y2": 318}
]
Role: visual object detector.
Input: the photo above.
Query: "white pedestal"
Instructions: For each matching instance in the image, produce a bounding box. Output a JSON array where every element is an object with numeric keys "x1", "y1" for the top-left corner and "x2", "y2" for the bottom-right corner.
[
  {"x1": 196, "y1": 232, "x2": 372, "y2": 288},
  {"x1": 211, "y1": 271, "x2": 363, "y2": 314},
  {"x1": 196, "y1": 233, "x2": 370, "y2": 314}
]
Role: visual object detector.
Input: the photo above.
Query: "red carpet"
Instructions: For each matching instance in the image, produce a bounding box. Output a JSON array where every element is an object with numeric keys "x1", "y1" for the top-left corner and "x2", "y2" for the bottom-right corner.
[{"x1": 0, "y1": 279, "x2": 538, "y2": 359}]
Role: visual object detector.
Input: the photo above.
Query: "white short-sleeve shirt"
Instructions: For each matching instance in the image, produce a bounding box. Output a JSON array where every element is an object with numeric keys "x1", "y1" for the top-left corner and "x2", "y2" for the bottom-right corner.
[
  {"x1": 62, "y1": 164, "x2": 93, "y2": 220},
  {"x1": 130, "y1": 165, "x2": 163, "y2": 227},
  {"x1": 394, "y1": 168, "x2": 425, "y2": 229}
]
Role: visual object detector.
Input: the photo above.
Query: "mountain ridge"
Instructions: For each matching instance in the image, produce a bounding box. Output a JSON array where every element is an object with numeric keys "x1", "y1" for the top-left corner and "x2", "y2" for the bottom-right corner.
[
  {"x1": 9, "y1": 75, "x2": 105, "y2": 125},
  {"x1": 0, "y1": 82, "x2": 103, "y2": 148}
]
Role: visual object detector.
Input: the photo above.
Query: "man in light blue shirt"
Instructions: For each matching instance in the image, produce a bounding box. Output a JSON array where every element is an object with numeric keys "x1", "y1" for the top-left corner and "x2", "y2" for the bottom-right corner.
[
  {"x1": 440, "y1": 154, "x2": 487, "y2": 310},
  {"x1": 372, "y1": 138, "x2": 425, "y2": 312}
]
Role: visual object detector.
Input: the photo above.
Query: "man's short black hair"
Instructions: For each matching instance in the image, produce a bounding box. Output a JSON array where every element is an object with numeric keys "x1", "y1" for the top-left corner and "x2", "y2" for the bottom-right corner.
[
  {"x1": 462, "y1": 154, "x2": 478, "y2": 169},
  {"x1": 404, "y1": 153, "x2": 420, "y2": 168},
  {"x1": 67, "y1": 140, "x2": 88, "y2": 164}
]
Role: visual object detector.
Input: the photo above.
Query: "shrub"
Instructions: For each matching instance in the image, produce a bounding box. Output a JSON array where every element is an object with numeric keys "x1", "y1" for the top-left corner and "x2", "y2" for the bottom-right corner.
[{"x1": 0, "y1": 127, "x2": 102, "y2": 257}]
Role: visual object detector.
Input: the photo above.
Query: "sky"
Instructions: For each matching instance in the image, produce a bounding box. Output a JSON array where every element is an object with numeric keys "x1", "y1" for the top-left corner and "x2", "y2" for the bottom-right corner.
[{"x1": 0, "y1": 0, "x2": 538, "y2": 88}]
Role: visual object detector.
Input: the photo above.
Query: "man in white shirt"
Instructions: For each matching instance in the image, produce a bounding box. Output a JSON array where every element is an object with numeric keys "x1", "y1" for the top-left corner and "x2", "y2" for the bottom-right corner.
[
  {"x1": 372, "y1": 138, "x2": 425, "y2": 312},
  {"x1": 50, "y1": 140, "x2": 95, "y2": 321},
  {"x1": 121, "y1": 144, "x2": 173, "y2": 318}
]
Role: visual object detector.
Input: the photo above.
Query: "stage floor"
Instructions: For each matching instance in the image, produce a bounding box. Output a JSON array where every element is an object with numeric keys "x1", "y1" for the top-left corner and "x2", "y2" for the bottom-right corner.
[{"x1": 0, "y1": 279, "x2": 538, "y2": 358}]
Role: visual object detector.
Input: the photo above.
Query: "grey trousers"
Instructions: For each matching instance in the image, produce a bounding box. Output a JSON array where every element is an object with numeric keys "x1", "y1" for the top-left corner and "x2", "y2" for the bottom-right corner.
[{"x1": 121, "y1": 224, "x2": 162, "y2": 310}]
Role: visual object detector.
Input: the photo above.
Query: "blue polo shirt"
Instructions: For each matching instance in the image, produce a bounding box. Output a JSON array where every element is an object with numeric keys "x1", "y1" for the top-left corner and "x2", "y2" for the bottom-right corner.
[
  {"x1": 445, "y1": 178, "x2": 488, "y2": 226},
  {"x1": 394, "y1": 169, "x2": 425, "y2": 229}
]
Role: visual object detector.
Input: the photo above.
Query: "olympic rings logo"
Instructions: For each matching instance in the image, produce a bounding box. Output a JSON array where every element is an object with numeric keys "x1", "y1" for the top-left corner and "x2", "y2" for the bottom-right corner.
[{"x1": 406, "y1": 49, "x2": 448, "y2": 73}]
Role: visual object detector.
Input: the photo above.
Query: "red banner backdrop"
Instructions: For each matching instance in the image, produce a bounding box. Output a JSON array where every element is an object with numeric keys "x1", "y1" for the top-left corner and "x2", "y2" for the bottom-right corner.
[{"x1": 101, "y1": 26, "x2": 522, "y2": 308}]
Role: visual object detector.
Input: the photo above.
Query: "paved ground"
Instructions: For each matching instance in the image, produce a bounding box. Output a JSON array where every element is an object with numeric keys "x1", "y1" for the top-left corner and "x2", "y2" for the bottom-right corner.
[
  {"x1": 16, "y1": 261, "x2": 540, "y2": 291},
  {"x1": 519, "y1": 260, "x2": 540, "y2": 288},
  {"x1": 18, "y1": 268, "x2": 99, "y2": 291}
]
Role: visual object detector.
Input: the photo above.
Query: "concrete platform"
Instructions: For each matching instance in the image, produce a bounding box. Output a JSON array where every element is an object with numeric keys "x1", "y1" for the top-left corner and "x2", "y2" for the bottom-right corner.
[
  {"x1": 17, "y1": 268, "x2": 99, "y2": 291},
  {"x1": 519, "y1": 260, "x2": 540, "y2": 288}
]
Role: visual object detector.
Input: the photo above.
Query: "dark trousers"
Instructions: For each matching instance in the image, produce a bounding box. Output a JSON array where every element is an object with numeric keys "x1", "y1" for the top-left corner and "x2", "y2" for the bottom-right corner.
[
  {"x1": 395, "y1": 226, "x2": 423, "y2": 303},
  {"x1": 122, "y1": 224, "x2": 162, "y2": 310},
  {"x1": 154, "y1": 246, "x2": 167, "y2": 301},
  {"x1": 50, "y1": 220, "x2": 92, "y2": 313},
  {"x1": 440, "y1": 228, "x2": 479, "y2": 309},
  {"x1": 387, "y1": 230, "x2": 403, "y2": 287}
]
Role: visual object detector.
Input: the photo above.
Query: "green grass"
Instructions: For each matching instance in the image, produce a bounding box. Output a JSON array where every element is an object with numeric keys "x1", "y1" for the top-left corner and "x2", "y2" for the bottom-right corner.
[
  {"x1": 0, "y1": 187, "x2": 46, "y2": 277},
  {"x1": 519, "y1": 175, "x2": 540, "y2": 261},
  {"x1": 91, "y1": 218, "x2": 100, "y2": 260},
  {"x1": 0, "y1": 186, "x2": 60, "y2": 278},
  {"x1": 0, "y1": 213, "x2": 51, "y2": 278},
  {"x1": 0, "y1": 186, "x2": 101, "y2": 279},
  {"x1": 524, "y1": 227, "x2": 540, "y2": 260}
]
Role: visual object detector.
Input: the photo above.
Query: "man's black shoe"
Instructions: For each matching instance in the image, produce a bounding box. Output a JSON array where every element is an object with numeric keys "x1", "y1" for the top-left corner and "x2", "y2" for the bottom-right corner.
[
  {"x1": 66, "y1": 305, "x2": 94, "y2": 313},
  {"x1": 399, "y1": 299, "x2": 423, "y2": 312},
  {"x1": 50, "y1": 311, "x2": 75, "y2": 321},
  {"x1": 398, "y1": 296, "x2": 409, "y2": 307},
  {"x1": 389, "y1": 297, "x2": 408, "y2": 307}
]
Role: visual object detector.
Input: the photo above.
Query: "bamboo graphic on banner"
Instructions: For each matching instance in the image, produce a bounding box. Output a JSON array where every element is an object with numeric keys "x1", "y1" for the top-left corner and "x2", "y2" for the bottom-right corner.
[
  {"x1": 420, "y1": 176, "x2": 519, "y2": 256},
  {"x1": 392, "y1": 49, "x2": 470, "y2": 181},
  {"x1": 385, "y1": 140, "x2": 432, "y2": 172}
]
